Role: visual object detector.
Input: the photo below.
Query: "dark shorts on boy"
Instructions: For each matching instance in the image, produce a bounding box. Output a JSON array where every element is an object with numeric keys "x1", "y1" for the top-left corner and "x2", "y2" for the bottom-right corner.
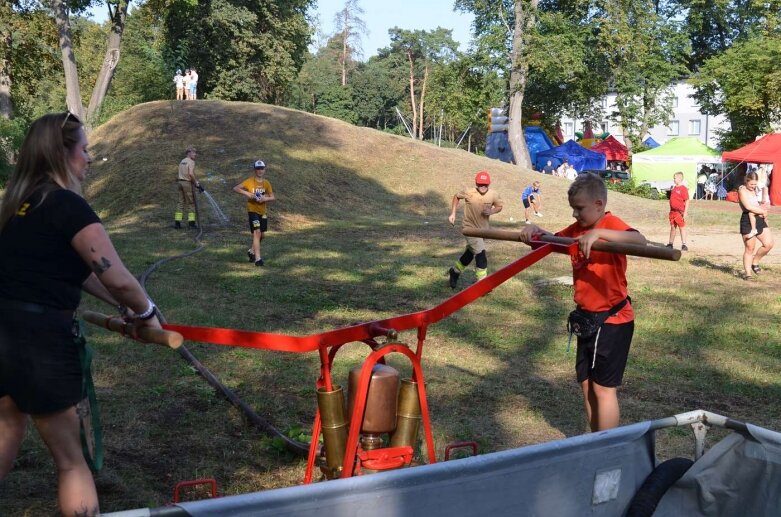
[
  {"x1": 740, "y1": 212, "x2": 768, "y2": 236},
  {"x1": 575, "y1": 321, "x2": 634, "y2": 387},
  {"x1": 668, "y1": 210, "x2": 685, "y2": 228},
  {"x1": 522, "y1": 195, "x2": 537, "y2": 208},
  {"x1": 0, "y1": 308, "x2": 81, "y2": 415},
  {"x1": 248, "y1": 212, "x2": 268, "y2": 233}
]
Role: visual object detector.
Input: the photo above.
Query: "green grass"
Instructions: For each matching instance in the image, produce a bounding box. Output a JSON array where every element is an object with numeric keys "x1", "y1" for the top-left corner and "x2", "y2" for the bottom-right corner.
[{"x1": 2, "y1": 101, "x2": 780, "y2": 514}]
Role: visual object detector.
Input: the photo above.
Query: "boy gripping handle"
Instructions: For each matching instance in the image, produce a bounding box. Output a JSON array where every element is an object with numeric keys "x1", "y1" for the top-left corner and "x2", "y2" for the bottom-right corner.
[
  {"x1": 520, "y1": 173, "x2": 647, "y2": 432},
  {"x1": 667, "y1": 171, "x2": 689, "y2": 251},
  {"x1": 447, "y1": 170, "x2": 503, "y2": 289}
]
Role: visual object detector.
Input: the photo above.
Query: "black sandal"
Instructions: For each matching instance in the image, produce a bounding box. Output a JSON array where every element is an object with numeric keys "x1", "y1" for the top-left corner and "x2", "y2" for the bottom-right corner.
[
  {"x1": 743, "y1": 274, "x2": 754, "y2": 281},
  {"x1": 751, "y1": 264, "x2": 761, "y2": 274}
]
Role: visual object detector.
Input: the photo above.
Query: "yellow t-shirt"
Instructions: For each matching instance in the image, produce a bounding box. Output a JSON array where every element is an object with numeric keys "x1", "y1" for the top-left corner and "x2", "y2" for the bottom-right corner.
[
  {"x1": 457, "y1": 188, "x2": 502, "y2": 229},
  {"x1": 240, "y1": 177, "x2": 273, "y2": 215}
]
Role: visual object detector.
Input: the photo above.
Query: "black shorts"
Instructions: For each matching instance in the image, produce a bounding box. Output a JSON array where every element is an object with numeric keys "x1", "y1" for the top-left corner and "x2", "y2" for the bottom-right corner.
[
  {"x1": 0, "y1": 308, "x2": 82, "y2": 415},
  {"x1": 740, "y1": 212, "x2": 767, "y2": 236},
  {"x1": 522, "y1": 196, "x2": 537, "y2": 208},
  {"x1": 248, "y1": 212, "x2": 268, "y2": 233},
  {"x1": 575, "y1": 321, "x2": 634, "y2": 387}
]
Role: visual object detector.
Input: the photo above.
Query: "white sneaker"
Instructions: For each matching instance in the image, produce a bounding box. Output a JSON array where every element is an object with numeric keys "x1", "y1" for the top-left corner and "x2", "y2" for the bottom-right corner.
[
  {"x1": 746, "y1": 229, "x2": 758, "y2": 238},
  {"x1": 525, "y1": 219, "x2": 531, "y2": 224},
  {"x1": 535, "y1": 212, "x2": 543, "y2": 217}
]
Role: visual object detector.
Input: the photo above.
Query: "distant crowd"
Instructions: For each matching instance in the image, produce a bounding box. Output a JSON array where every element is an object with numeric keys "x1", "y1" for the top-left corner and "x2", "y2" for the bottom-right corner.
[{"x1": 174, "y1": 69, "x2": 198, "y2": 100}]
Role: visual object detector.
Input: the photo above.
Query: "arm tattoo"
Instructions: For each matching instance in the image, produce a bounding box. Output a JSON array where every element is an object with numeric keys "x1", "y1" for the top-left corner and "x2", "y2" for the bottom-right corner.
[{"x1": 91, "y1": 257, "x2": 112, "y2": 275}]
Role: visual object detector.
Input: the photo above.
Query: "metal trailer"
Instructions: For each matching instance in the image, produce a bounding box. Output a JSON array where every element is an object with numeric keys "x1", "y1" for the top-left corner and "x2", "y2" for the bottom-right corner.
[{"x1": 104, "y1": 409, "x2": 781, "y2": 517}]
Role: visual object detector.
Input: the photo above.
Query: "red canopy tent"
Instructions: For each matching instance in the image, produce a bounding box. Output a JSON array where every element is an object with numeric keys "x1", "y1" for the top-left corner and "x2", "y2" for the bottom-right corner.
[
  {"x1": 722, "y1": 134, "x2": 781, "y2": 205},
  {"x1": 591, "y1": 135, "x2": 629, "y2": 162}
]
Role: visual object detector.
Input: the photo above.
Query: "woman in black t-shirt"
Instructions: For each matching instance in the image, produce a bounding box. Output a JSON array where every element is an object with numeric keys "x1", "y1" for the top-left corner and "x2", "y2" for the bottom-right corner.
[{"x1": 0, "y1": 113, "x2": 162, "y2": 516}]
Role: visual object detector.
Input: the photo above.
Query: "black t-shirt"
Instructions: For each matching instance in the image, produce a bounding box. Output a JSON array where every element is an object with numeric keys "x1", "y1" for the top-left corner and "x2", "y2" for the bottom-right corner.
[
  {"x1": 0, "y1": 187, "x2": 101, "y2": 309},
  {"x1": 542, "y1": 165, "x2": 555, "y2": 174}
]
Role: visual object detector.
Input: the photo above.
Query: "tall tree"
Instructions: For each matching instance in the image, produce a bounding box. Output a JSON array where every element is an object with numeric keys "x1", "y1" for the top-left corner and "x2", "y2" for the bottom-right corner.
[
  {"x1": 85, "y1": 0, "x2": 129, "y2": 124},
  {"x1": 595, "y1": 0, "x2": 689, "y2": 150},
  {"x1": 50, "y1": 0, "x2": 85, "y2": 120},
  {"x1": 387, "y1": 27, "x2": 458, "y2": 139},
  {"x1": 333, "y1": 0, "x2": 367, "y2": 86},
  {"x1": 456, "y1": 0, "x2": 537, "y2": 167}
]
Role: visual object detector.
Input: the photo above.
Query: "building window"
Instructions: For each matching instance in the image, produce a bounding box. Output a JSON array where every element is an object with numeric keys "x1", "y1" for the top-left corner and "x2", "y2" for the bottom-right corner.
[
  {"x1": 564, "y1": 122, "x2": 573, "y2": 136},
  {"x1": 689, "y1": 120, "x2": 701, "y2": 135},
  {"x1": 667, "y1": 120, "x2": 679, "y2": 136},
  {"x1": 600, "y1": 121, "x2": 609, "y2": 134},
  {"x1": 600, "y1": 97, "x2": 608, "y2": 108},
  {"x1": 672, "y1": 97, "x2": 679, "y2": 108}
]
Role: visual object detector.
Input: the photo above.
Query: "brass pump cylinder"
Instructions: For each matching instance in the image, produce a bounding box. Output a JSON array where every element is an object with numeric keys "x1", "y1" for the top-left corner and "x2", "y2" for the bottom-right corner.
[
  {"x1": 390, "y1": 378, "x2": 422, "y2": 448},
  {"x1": 347, "y1": 364, "x2": 400, "y2": 434},
  {"x1": 317, "y1": 385, "x2": 348, "y2": 478}
]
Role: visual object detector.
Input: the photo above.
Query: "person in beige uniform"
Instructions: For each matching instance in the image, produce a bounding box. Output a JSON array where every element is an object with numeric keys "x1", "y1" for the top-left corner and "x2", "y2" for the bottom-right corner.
[
  {"x1": 173, "y1": 146, "x2": 202, "y2": 229},
  {"x1": 447, "y1": 170, "x2": 503, "y2": 289}
]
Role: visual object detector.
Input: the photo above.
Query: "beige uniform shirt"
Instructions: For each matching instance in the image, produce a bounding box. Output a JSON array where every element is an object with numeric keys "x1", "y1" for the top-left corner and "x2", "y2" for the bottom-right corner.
[
  {"x1": 457, "y1": 188, "x2": 503, "y2": 230},
  {"x1": 178, "y1": 157, "x2": 195, "y2": 181}
]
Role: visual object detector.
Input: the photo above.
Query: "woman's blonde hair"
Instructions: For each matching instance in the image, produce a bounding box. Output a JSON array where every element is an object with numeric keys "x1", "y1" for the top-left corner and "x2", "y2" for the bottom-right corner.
[{"x1": 0, "y1": 112, "x2": 84, "y2": 230}]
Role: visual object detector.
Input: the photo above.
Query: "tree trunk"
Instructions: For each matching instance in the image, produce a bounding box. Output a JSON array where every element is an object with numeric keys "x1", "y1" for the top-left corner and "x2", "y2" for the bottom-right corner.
[
  {"x1": 407, "y1": 49, "x2": 418, "y2": 139},
  {"x1": 507, "y1": 0, "x2": 535, "y2": 169},
  {"x1": 0, "y1": 15, "x2": 11, "y2": 119},
  {"x1": 86, "y1": 0, "x2": 129, "y2": 126},
  {"x1": 418, "y1": 62, "x2": 428, "y2": 140},
  {"x1": 51, "y1": 0, "x2": 84, "y2": 122},
  {"x1": 341, "y1": 30, "x2": 347, "y2": 86}
]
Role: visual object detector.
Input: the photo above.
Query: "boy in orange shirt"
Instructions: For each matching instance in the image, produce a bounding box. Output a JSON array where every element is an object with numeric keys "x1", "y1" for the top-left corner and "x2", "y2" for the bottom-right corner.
[
  {"x1": 667, "y1": 171, "x2": 689, "y2": 251},
  {"x1": 520, "y1": 173, "x2": 647, "y2": 431}
]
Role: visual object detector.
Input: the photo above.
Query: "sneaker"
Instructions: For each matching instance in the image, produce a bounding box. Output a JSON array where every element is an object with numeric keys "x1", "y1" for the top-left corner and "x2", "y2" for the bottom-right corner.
[
  {"x1": 247, "y1": 249, "x2": 255, "y2": 262},
  {"x1": 665, "y1": 243, "x2": 673, "y2": 248},
  {"x1": 448, "y1": 267, "x2": 460, "y2": 289},
  {"x1": 525, "y1": 219, "x2": 531, "y2": 225},
  {"x1": 535, "y1": 212, "x2": 543, "y2": 217},
  {"x1": 746, "y1": 229, "x2": 758, "y2": 238},
  {"x1": 751, "y1": 264, "x2": 761, "y2": 274},
  {"x1": 681, "y1": 244, "x2": 688, "y2": 252},
  {"x1": 255, "y1": 258, "x2": 264, "y2": 267}
]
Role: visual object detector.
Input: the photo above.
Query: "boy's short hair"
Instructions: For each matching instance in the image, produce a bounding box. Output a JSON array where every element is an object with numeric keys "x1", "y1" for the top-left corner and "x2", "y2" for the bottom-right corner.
[
  {"x1": 568, "y1": 172, "x2": 607, "y2": 201},
  {"x1": 532, "y1": 180, "x2": 541, "y2": 187},
  {"x1": 674, "y1": 171, "x2": 684, "y2": 179}
]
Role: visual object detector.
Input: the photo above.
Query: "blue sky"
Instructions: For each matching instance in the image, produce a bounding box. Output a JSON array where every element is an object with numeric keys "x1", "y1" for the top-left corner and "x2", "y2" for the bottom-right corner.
[{"x1": 311, "y1": 0, "x2": 475, "y2": 58}]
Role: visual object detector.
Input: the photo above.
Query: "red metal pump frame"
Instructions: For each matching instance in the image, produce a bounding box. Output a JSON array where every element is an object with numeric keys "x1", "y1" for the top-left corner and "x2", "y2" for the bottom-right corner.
[{"x1": 164, "y1": 238, "x2": 574, "y2": 482}]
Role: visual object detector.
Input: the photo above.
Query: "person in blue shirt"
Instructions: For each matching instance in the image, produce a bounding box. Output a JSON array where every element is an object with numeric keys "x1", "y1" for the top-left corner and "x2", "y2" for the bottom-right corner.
[{"x1": 521, "y1": 180, "x2": 543, "y2": 224}]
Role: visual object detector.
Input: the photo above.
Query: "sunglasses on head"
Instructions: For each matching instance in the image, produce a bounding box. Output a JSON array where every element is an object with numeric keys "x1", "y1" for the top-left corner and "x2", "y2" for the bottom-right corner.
[{"x1": 60, "y1": 111, "x2": 79, "y2": 129}]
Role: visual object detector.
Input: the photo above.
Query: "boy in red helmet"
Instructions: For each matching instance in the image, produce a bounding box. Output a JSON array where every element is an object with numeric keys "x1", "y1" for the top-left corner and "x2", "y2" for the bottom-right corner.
[{"x1": 447, "y1": 170, "x2": 503, "y2": 289}]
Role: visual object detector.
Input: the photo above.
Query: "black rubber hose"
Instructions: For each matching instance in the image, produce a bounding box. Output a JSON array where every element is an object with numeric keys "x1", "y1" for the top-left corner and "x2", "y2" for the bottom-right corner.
[
  {"x1": 626, "y1": 457, "x2": 694, "y2": 517},
  {"x1": 138, "y1": 197, "x2": 309, "y2": 457}
]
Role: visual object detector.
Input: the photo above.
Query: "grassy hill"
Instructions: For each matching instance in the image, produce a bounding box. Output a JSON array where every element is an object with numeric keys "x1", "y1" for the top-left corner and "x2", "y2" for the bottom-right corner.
[{"x1": 3, "y1": 101, "x2": 780, "y2": 514}]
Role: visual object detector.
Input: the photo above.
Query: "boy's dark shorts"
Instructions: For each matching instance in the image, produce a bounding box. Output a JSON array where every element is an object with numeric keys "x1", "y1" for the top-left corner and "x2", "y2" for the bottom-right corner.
[
  {"x1": 740, "y1": 212, "x2": 767, "y2": 236},
  {"x1": 575, "y1": 321, "x2": 634, "y2": 387},
  {"x1": 522, "y1": 196, "x2": 537, "y2": 208},
  {"x1": 248, "y1": 212, "x2": 268, "y2": 233},
  {"x1": 0, "y1": 309, "x2": 82, "y2": 415}
]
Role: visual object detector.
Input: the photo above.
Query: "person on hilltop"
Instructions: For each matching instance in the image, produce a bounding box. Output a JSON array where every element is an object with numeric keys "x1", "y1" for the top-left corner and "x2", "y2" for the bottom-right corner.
[
  {"x1": 0, "y1": 112, "x2": 162, "y2": 516},
  {"x1": 542, "y1": 160, "x2": 555, "y2": 175},
  {"x1": 233, "y1": 160, "x2": 275, "y2": 267},
  {"x1": 738, "y1": 171, "x2": 774, "y2": 280},
  {"x1": 189, "y1": 68, "x2": 199, "y2": 100},
  {"x1": 183, "y1": 69, "x2": 191, "y2": 100},
  {"x1": 556, "y1": 159, "x2": 570, "y2": 177},
  {"x1": 666, "y1": 171, "x2": 689, "y2": 251},
  {"x1": 173, "y1": 69, "x2": 185, "y2": 100},
  {"x1": 173, "y1": 145, "x2": 203, "y2": 229},
  {"x1": 447, "y1": 170, "x2": 503, "y2": 289},
  {"x1": 519, "y1": 173, "x2": 647, "y2": 432}
]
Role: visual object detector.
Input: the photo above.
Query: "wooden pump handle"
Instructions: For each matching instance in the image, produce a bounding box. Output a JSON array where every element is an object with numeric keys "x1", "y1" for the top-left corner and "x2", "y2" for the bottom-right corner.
[
  {"x1": 463, "y1": 228, "x2": 681, "y2": 261},
  {"x1": 82, "y1": 311, "x2": 184, "y2": 349}
]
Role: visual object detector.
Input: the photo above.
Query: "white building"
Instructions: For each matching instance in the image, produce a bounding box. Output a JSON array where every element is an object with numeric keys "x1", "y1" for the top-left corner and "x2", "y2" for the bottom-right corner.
[{"x1": 559, "y1": 81, "x2": 729, "y2": 149}]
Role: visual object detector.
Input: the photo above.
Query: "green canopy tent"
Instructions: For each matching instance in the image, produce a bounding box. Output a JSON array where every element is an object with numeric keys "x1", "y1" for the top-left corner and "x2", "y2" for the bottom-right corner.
[{"x1": 632, "y1": 137, "x2": 721, "y2": 198}]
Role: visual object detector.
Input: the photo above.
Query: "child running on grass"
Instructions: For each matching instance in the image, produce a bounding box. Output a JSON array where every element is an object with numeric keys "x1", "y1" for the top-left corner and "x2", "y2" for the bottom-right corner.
[
  {"x1": 520, "y1": 173, "x2": 647, "y2": 432},
  {"x1": 521, "y1": 180, "x2": 543, "y2": 224},
  {"x1": 233, "y1": 160, "x2": 275, "y2": 267},
  {"x1": 667, "y1": 171, "x2": 690, "y2": 251},
  {"x1": 447, "y1": 170, "x2": 503, "y2": 289}
]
